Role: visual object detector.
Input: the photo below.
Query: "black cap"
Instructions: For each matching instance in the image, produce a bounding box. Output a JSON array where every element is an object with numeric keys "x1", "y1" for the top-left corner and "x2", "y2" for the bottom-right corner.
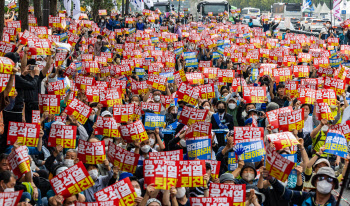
[{"x1": 4, "y1": 52, "x2": 20, "y2": 63}]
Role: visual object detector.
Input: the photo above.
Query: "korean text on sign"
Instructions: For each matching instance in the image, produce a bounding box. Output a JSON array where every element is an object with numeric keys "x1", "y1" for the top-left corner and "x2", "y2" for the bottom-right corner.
[
  {"x1": 324, "y1": 130, "x2": 348, "y2": 158},
  {"x1": 243, "y1": 86, "x2": 266, "y2": 103},
  {"x1": 144, "y1": 160, "x2": 178, "y2": 190},
  {"x1": 64, "y1": 98, "x2": 92, "y2": 124},
  {"x1": 278, "y1": 108, "x2": 304, "y2": 132},
  {"x1": 50, "y1": 161, "x2": 94, "y2": 197},
  {"x1": 47, "y1": 124, "x2": 77, "y2": 149},
  {"x1": 177, "y1": 160, "x2": 206, "y2": 187},
  {"x1": 233, "y1": 127, "x2": 264, "y2": 144},
  {"x1": 267, "y1": 132, "x2": 300, "y2": 151},
  {"x1": 107, "y1": 142, "x2": 140, "y2": 174},
  {"x1": 209, "y1": 183, "x2": 246, "y2": 205},
  {"x1": 149, "y1": 150, "x2": 183, "y2": 161},
  {"x1": 78, "y1": 139, "x2": 106, "y2": 164},
  {"x1": 0, "y1": 191, "x2": 23, "y2": 206},
  {"x1": 118, "y1": 120, "x2": 148, "y2": 143},
  {"x1": 8, "y1": 146, "x2": 31, "y2": 178},
  {"x1": 266, "y1": 146, "x2": 295, "y2": 182},
  {"x1": 186, "y1": 136, "x2": 212, "y2": 160},
  {"x1": 7, "y1": 122, "x2": 40, "y2": 147}
]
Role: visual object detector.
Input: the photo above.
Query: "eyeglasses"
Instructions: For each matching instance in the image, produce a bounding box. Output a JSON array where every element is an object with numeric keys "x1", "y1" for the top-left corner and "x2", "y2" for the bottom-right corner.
[{"x1": 317, "y1": 176, "x2": 334, "y2": 183}]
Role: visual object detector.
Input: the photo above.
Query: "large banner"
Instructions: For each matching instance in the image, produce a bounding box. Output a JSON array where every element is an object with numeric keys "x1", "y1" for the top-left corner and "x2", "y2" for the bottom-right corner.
[
  {"x1": 50, "y1": 161, "x2": 94, "y2": 197},
  {"x1": 94, "y1": 177, "x2": 136, "y2": 206},
  {"x1": 324, "y1": 130, "x2": 348, "y2": 158},
  {"x1": 77, "y1": 140, "x2": 106, "y2": 164},
  {"x1": 7, "y1": 122, "x2": 40, "y2": 147},
  {"x1": 144, "y1": 160, "x2": 178, "y2": 189},
  {"x1": 177, "y1": 160, "x2": 206, "y2": 187},
  {"x1": 209, "y1": 183, "x2": 246, "y2": 205},
  {"x1": 107, "y1": 142, "x2": 140, "y2": 173}
]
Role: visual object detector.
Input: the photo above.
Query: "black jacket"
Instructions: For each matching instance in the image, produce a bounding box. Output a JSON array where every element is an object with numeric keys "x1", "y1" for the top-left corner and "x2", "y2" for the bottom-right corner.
[
  {"x1": 211, "y1": 112, "x2": 234, "y2": 147},
  {"x1": 10, "y1": 74, "x2": 39, "y2": 112}
]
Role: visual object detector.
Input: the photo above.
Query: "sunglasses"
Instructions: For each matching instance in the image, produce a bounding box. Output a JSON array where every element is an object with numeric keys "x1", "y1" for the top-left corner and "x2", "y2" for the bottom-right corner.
[{"x1": 317, "y1": 176, "x2": 334, "y2": 183}]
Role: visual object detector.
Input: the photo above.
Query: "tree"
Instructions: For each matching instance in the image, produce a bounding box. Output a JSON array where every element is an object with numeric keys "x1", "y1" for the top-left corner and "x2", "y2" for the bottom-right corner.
[
  {"x1": 19, "y1": 0, "x2": 29, "y2": 32},
  {"x1": 0, "y1": 0, "x2": 4, "y2": 40},
  {"x1": 34, "y1": 0, "x2": 43, "y2": 26},
  {"x1": 50, "y1": 0, "x2": 58, "y2": 16},
  {"x1": 92, "y1": 0, "x2": 102, "y2": 22}
]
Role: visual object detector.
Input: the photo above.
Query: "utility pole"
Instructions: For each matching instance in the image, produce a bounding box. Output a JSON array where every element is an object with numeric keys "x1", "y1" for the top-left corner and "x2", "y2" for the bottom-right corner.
[{"x1": 43, "y1": 0, "x2": 49, "y2": 27}]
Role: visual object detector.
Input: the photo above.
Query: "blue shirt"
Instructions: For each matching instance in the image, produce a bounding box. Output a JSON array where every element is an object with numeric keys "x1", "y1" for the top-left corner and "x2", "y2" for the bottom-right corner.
[{"x1": 136, "y1": 23, "x2": 145, "y2": 31}]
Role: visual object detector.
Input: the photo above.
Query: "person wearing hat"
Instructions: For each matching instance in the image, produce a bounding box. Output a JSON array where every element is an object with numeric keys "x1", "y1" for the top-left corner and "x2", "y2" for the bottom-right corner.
[
  {"x1": 101, "y1": 110, "x2": 112, "y2": 118},
  {"x1": 245, "y1": 186, "x2": 265, "y2": 206},
  {"x1": 265, "y1": 167, "x2": 339, "y2": 206},
  {"x1": 219, "y1": 173, "x2": 235, "y2": 184},
  {"x1": 146, "y1": 198, "x2": 162, "y2": 206},
  {"x1": 226, "y1": 97, "x2": 239, "y2": 126},
  {"x1": 233, "y1": 162, "x2": 258, "y2": 188}
]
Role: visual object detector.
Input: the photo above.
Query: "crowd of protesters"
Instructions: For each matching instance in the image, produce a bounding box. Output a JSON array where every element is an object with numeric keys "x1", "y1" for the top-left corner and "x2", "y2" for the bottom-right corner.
[{"x1": 1, "y1": 6, "x2": 350, "y2": 206}]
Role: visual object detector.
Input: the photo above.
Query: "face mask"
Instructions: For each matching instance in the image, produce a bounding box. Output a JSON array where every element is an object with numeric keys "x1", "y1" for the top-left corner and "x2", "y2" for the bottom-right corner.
[
  {"x1": 141, "y1": 145, "x2": 151, "y2": 153},
  {"x1": 321, "y1": 125, "x2": 329, "y2": 132},
  {"x1": 172, "y1": 113, "x2": 177, "y2": 119},
  {"x1": 180, "y1": 139, "x2": 186, "y2": 147},
  {"x1": 117, "y1": 143, "x2": 127, "y2": 149},
  {"x1": 135, "y1": 188, "x2": 142, "y2": 197},
  {"x1": 3, "y1": 186, "x2": 14, "y2": 193},
  {"x1": 101, "y1": 20, "x2": 104, "y2": 22},
  {"x1": 132, "y1": 101, "x2": 138, "y2": 105},
  {"x1": 149, "y1": 138, "x2": 155, "y2": 146},
  {"x1": 204, "y1": 106, "x2": 210, "y2": 110},
  {"x1": 64, "y1": 159, "x2": 75, "y2": 168},
  {"x1": 218, "y1": 108, "x2": 225, "y2": 114},
  {"x1": 88, "y1": 169, "x2": 99, "y2": 180},
  {"x1": 228, "y1": 103, "x2": 236, "y2": 110},
  {"x1": 176, "y1": 187, "x2": 186, "y2": 199},
  {"x1": 97, "y1": 39, "x2": 102, "y2": 42},
  {"x1": 253, "y1": 115, "x2": 258, "y2": 120},
  {"x1": 330, "y1": 105, "x2": 337, "y2": 109},
  {"x1": 317, "y1": 180, "x2": 333, "y2": 194},
  {"x1": 242, "y1": 173, "x2": 255, "y2": 182},
  {"x1": 154, "y1": 95, "x2": 160, "y2": 102},
  {"x1": 345, "y1": 30, "x2": 348, "y2": 33},
  {"x1": 89, "y1": 114, "x2": 95, "y2": 121},
  {"x1": 139, "y1": 20, "x2": 142, "y2": 23},
  {"x1": 326, "y1": 24, "x2": 331, "y2": 28}
]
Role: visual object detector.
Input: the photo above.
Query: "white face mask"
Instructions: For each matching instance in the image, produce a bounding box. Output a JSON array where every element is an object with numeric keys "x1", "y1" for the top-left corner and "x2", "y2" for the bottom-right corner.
[
  {"x1": 330, "y1": 105, "x2": 337, "y2": 109},
  {"x1": 97, "y1": 39, "x2": 102, "y2": 42},
  {"x1": 228, "y1": 103, "x2": 236, "y2": 110},
  {"x1": 89, "y1": 114, "x2": 95, "y2": 121},
  {"x1": 176, "y1": 187, "x2": 186, "y2": 199},
  {"x1": 135, "y1": 188, "x2": 142, "y2": 197},
  {"x1": 326, "y1": 24, "x2": 331, "y2": 28},
  {"x1": 242, "y1": 173, "x2": 255, "y2": 182},
  {"x1": 101, "y1": 20, "x2": 104, "y2": 22},
  {"x1": 2, "y1": 183, "x2": 14, "y2": 193},
  {"x1": 88, "y1": 169, "x2": 99, "y2": 181},
  {"x1": 64, "y1": 159, "x2": 75, "y2": 168},
  {"x1": 317, "y1": 180, "x2": 333, "y2": 194},
  {"x1": 154, "y1": 95, "x2": 160, "y2": 102},
  {"x1": 149, "y1": 138, "x2": 155, "y2": 146},
  {"x1": 321, "y1": 125, "x2": 329, "y2": 132},
  {"x1": 117, "y1": 143, "x2": 127, "y2": 149},
  {"x1": 204, "y1": 106, "x2": 210, "y2": 110},
  {"x1": 180, "y1": 139, "x2": 186, "y2": 147},
  {"x1": 141, "y1": 145, "x2": 151, "y2": 153}
]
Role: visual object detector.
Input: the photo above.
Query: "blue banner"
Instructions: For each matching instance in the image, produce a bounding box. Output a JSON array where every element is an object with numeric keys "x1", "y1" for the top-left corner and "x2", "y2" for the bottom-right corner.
[
  {"x1": 144, "y1": 113, "x2": 166, "y2": 130},
  {"x1": 198, "y1": 27, "x2": 205, "y2": 32},
  {"x1": 228, "y1": 152, "x2": 238, "y2": 171},
  {"x1": 217, "y1": 40, "x2": 224, "y2": 47},
  {"x1": 330, "y1": 58, "x2": 343, "y2": 68},
  {"x1": 217, "y1": 47, "x2": 224, "y2": 55},
  {"x1": 329, "y1": 49, "x2": 337, "y2": 58},
  {"x1": 213, "y1": 52, "x2": 220, "y2": 60},
  {"x1": 174, "y1": 47, "x2": 183, "y2": 56},
  {"x1": 183, "y1": 52, "x2": 197, "y2": 60},
  {"x1": 237, "y1": 140, "x2": 265, "y2": 162},
  {"x1": 185, "y1": 58, "x2": 198, "y2": 68},
  {"x1": 160, "y1": 72, "x2": 174, "y2": 83},
  {"x1": 55, "y1": 32, "x2": 68, "y2": 42},
  {"x1": 250, "y1": 67, "x2": 259, "y2": 82},
  {"x1": 186, "y1": 137, "x2": 211, "y2": 160},
  {"x1": 324, "y1": 131, "x2": 348, "y2": 158},
  {"x1": 135, "y1": 67, "x2": 145, "y2": 78},
  {"x1": 75, "y1": 62, "x2": 82, "y2": 73},
  {"x1": 151, "y1": 37, "x2": 159, "y2": 43},
  {"x1": 166, "y1": 120, "x2": 181, "y2": 130}
]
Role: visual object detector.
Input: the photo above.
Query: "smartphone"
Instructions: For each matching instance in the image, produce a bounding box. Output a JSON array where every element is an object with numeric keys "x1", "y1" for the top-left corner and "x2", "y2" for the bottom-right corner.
[{"x1": 29, "y1": 65, "x2": 35, "y2": 70}]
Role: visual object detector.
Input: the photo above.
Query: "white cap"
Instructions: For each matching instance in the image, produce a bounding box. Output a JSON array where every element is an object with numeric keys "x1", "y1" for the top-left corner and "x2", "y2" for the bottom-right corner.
[{"x1": 101, "y1": 110, "x2": 112, "y2": 117}]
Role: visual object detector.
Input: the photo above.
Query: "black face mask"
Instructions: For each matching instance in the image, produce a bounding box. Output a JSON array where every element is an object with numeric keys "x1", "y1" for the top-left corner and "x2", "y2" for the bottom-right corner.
[
  {"x1": 172, "y1": 113, "x2": 177, "y2": 119},
  {"x1": 302, "y1": 49, "x2": 309, "y2": 53},
  {"x1": 218, "y1": 108, "x2": 225, "y2": 114}
]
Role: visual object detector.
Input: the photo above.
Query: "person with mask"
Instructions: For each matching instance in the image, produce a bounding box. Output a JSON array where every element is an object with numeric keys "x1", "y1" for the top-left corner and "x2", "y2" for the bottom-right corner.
[
  {"x1": 310, "y1": 119, "x2": 331, "y2": 157},
  {"x1": 132, "y1": 138, "x2": 158, "y2": 166},
  {"x1": 83, "y1": 162, "x2": 119, "y2": 202},
  {"x1": 201, "y1": 101, "x2": 214, "y2": 123},
  {"x1": 319, "y1": 21, "x2": 334, "y2": 40},
  {"x1": 129, "y1": 176, "x2": 144, "y2": 205},
  {"x1": 168, "y1": 129, "x2": 187, "y2": 156},
  {"x1": 94, "y1": 35, "x2": 108, "y2": 56},
  {"x1": 234, "y1": 162, "x2": 259, "y2": 188},
  {"x1": 0, "y1": 171, "x2": 32, "y2": 204},
  {"x1": 171, "y1": 187, "x2": 190, "y2": 206},
  {"x1": 263, "y1": 167, "x2": 339, "y2": 206},
  {"x1": 44, "y1": 145, "x2": 78, "y2": 176},
  {"x1": 148, "y1": 128, "x2": 165, "y2": 151},
  {"x1": 98, "y1": 18, "x2": 107, "y2": 30},
  {"x1": 136, "y1": 17, "x2": 145, "y2": 31},
  {"x1": 226, "y1": 98, "x2": 239, "y2": 126},
  {"x1": 211, "y1": 101, "x2": 234, "y2": 147}
]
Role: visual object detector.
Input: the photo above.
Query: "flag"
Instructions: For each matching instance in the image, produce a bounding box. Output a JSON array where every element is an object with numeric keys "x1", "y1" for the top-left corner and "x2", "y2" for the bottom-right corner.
[
  {"x1": 302, "y1": 0, "x2": 311, "y2": 12},
  {"x1": 72, "y1": 0, "x2": 81, "y2": 20},
  {"x1": 64, "y1": 0, "x2": 72, "y2": 17},
  {"x1": 333, "y1": 0, "x2": 342, "y2": 20}
]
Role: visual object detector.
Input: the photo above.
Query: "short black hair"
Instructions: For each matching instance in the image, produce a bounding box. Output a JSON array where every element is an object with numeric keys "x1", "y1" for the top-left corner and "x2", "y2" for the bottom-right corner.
[
  {"x1": 0, "y1": 170, "x2": 14, "y2": 183},
  {"x1": 205, "y1": 162, "x2": 212, "y2": 171},
  {"x1": 277, "y1": 84, "x2": 285, "y2": 90},
  {"x1": 245, "y1": 103, "x2": 255, "y2": 110},
  {"x1": 216, "y1": 101, "x2": 227, "y2": 108},
  {"x1": 0, "y1": 153, "x2": 8, "y2": 162}
]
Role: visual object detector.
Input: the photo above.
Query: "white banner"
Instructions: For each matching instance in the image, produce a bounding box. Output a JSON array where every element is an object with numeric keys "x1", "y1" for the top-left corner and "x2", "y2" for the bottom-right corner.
[
  {"x1": 64, "y1": 0, "x2": 72, "y2": 17},
  {"x1": 72, "y1": 0, "x2": 81, "y2": 20},
  {"x1": 333, "y1": 0, "x2": 342, "y2": 20},
  {"x1": 144, "y1": 0, "x2": 154, "y2": 8},
  {"x1": 112, "y1": 0, "x2": 118, "y2": 11}
]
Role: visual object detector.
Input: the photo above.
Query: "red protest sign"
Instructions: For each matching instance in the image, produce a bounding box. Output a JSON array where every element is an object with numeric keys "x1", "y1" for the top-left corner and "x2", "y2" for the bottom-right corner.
[
  {"x1": 0, "y1": 42, "x2": 16, "y2": 56},
  {"x1": 113, "y1": 104, "x2": 135, "y2": 122},
  {"x1": 32, "y1": 110, "x2": 40, "y2": 124},
  {"x1": 107, "y1": 142, "x2": 139, "y2": 173},
  {"x1": 7, "y1": 122, "x2": 40, "y2": 147},
  {"x1": 205, "y1": 160, "x2": 221, "y2": 179},
  {"x1": 48, "y1": 80, "x2": 65, "y2": 97},
  {"x1": 64, "y1": 99, "x2": 92, "y2": 124},
  {"x1": 298, "y1": 53, "x2": 312, "y2": 63},
  {"x1": 178, "y1": 106, "x2": 208, "y2": 125},
  {"x1": 8, "y1": 146, "x2": 31, "y2": 178},
  {"x1": 233, "y1": 127, "x2": 264, "y2": 144},
  {"x1": 324, "y1": 76, "x2": 346, "y2": 95},
  {"x1": 0, "y1": 191, "x2": 23, "y2": 206},
  {"x1": 174, "y1": 69, "x2": 188, "y2": 85},
  {"x1": 185, "y1": 121, "x2": 212, "y2": 138},
  {"x1": 176, "y1": 83, "x2": 200, "y2": 105},
  {"x1": 315, "y1": 102, "x2": 335, "y2": 121},
  {"x1": 330, "y1": 121, "x2": 350, "y2": 141},
  {"x1": 149, "y1": 150, "x2": 183, "y2": 161},
  {"x1": 298, "y1": 88, "x2": 316, "y2": 104},
  {"x1": 147, "y1": 74, "x2": 167, "y2": 91},
  {"x1": 39, "y1": 94, "x2": 61, "y2": 114},
  {"x1": 94, "y1": 117, "x2": 120, "y2": 138},
  {"x1": 186, "y1": 72, "x2": 204, "y2": 85},
  {"x1": 285, "y1": 81, "x2": 299, "y2": 98},
  {"x1": 316, "y1": 89, "x2": 337, "y2": 106},
  {"x1": 55, "y1": 116, "x2": 66, "y2": 124},
  {"x1": 48, "y1": 124, "x2": 77, "y2": 148},
  {"x1": 197, "y1": 84, "x2": 215, "y2": 99},
  {"x1": 313, "y1": 57, "x2": 329, "y2": 68},
  {"x1": 278, "y1": 108, "x2": 304, "y2": 132},
  {"x1": 266, "y1": 146, "x2": 295, "y2": 182},
  {"x1": 209, "y1": 183, "x2": 246, "y2": 204},
  {"x1": 177, "y1": 160, "x2": 206, "y2": 187},
  {"x1": 94, "y1": 177, "x2": 136, "y2": 206},
  {"x1": 100, "y1": 88, "x2": 123, "y2": 107},
  {"x1": 77, "y1": 139, "x2": 106, "y2": 164},
  {"x1": 76, "y1": 201, "x2": 118, "y2": 206},
  {"x1": 75, "y1": 76, "x2": 95, "y2": 90},
  {"x1": 267, "y1": 132, "x2": 300, "y2": 151},
  {"x1": 243, "y1": 86, "x2": 266, "y2": 103},
  {"x1": 141, "y1": 102, "x2": 161, "y2": 114},
  {"x1": 85, "y1": 86, "x2": 100, "y2": 102},
  {"x1": 283, "y1": 55, "x2": 296, "y2": 67},
  {"x1": 190, "y1": 197, "x2": 231, "y2": 206},
  {"x1": 218, "y1": 69, "x2": 235, "y2": 83},
  {"x1": 266, "y1": 106, "x2": 293, "y2": 130},
  {"x1": 293, "y1": 65, "x2": 309, "y2": 78},
  {"x1": 50, "y1": 161, "x2": 94, "y2": 197},
  {"x1": 272, "y1": 68, "x2": 292, "y2": 83},
  {"x1": 118, "y1": 120, "x2": 148, "y2": 143},
  {"x1": 231, "y1": 78, "x2": 247, "y2": 92},
  {"x1": 0, "y1": 74, "x2": 14, "y2": 97},
  {"x1": 144, "y1": 160, "x2": 178, "y2": 189}
]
